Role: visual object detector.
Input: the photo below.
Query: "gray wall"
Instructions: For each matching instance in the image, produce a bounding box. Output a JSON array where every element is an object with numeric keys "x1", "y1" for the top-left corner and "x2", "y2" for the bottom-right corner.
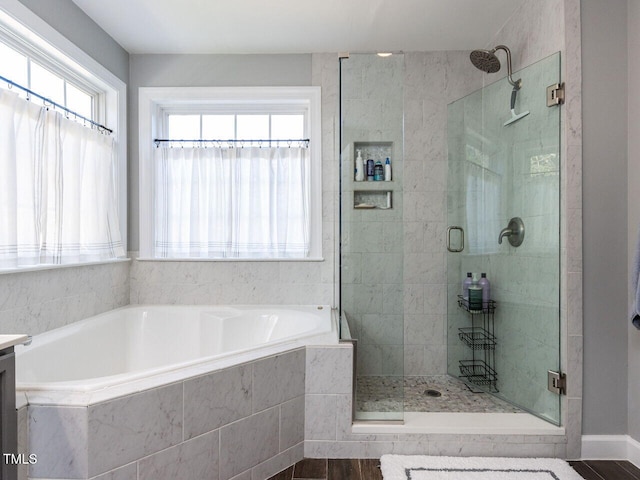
[
  {"x1": 128, "y1": 54, "x2": 312, "y2": 250},
  {"x1": 17, "y1": 0, "x2": 129, "y2": 83},
  {"x1": 581, "y1": 0, "x2": 629, "y2": 435},
  {"x1": 627, "y1": 0, "x2": 640, "y2": 443}
]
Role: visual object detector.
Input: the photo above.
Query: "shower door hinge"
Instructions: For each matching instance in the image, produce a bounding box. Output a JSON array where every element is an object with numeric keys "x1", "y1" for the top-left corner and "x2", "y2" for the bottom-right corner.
[
  {"x1": 547, "y1": 83, "x2": 565, "y2": 106},
  {"x1": 547, "y1": 370, "x2": 566, "y2": 395}
]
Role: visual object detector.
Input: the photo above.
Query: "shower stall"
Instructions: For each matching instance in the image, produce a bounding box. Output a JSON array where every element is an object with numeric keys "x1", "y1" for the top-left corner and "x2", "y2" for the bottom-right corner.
[{"x1": 339, "y1": 50, "x2": 563, "y2": 425}]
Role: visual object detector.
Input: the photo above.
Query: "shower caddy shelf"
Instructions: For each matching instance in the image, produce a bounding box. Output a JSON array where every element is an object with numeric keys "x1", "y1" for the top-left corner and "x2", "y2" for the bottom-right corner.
[{"x1": 457, "y1": 296, "x2": 498, "y2": 392}]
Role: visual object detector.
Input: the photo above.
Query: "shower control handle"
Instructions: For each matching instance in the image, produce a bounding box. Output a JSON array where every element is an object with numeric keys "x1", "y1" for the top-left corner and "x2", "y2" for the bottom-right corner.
[{"x1": 498, "y1": 217, "x2": 525, "y2": 247}]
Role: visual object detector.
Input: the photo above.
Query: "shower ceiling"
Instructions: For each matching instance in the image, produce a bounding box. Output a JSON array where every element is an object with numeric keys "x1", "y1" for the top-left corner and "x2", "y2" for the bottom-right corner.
[{"x1": 71, "y1": 0, "x2": 526, "y2": 54}]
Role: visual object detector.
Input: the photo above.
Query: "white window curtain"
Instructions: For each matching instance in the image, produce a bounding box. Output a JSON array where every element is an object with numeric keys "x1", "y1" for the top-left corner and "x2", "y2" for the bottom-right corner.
[
  {"x1": 154, "y1": 145, "x2": 310, "y2": 259},
  {"x1": 0, "y1": 90, "x2": 124, "y2": 268}
]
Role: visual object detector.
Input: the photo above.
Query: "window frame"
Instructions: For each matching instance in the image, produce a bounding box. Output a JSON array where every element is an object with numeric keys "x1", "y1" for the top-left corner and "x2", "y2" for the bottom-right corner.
[
  {"x1": 0, "y1": 0, "x2": 128, "y2": 272},
  {"x1": 138, "y1": 86, "x2": 322, "y2": 261}
]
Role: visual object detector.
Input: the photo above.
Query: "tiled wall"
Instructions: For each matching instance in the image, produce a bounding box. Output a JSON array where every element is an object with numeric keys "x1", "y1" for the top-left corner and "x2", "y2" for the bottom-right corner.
[
  {"x1": 130, "y1": 258, "x2": 334, "y2": 306},
  {"x1": 0, "y1": 261, "x2": 130, "y2": 336},
  {"x1": 25, "y1": 349, "x2": 305, "y2": 480}
]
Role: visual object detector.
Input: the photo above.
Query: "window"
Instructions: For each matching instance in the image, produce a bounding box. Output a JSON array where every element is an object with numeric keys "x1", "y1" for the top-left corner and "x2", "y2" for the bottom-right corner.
[
  {"x1": 0, "y1": 35, "x2": 96, "y2": 122},
  {"x1": 166, "y1": 113, "x2": 305, "y2": 144},
  {"x1": 139, "y1": 87, "x2": 322, "y2": 260},
  {"x1": 0, "y1": 2, "x2": 127, "y2": 270}
]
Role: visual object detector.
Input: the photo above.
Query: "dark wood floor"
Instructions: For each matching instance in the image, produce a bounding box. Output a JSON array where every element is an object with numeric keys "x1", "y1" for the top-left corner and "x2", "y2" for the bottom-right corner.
[
  {"x1": 569, "y1": 460, "x2": 640, "y2": 480},
  {"x1": 267, "y1": 458, "x2": 640, "y2": 480}
]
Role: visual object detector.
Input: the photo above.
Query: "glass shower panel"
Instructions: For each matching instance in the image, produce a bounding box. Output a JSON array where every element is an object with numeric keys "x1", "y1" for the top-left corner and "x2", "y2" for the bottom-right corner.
[
  {"x1": 446, "y1": 52, "x2": 561, "y2": 425},
  {"x1": 340, "y1": 53, "x2": 404, "y2": 422}
]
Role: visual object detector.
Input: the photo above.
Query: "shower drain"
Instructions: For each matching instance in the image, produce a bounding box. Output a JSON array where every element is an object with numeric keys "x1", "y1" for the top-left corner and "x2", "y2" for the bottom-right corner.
[{"x1": 424, "y1": 389, "x2": 442, "y2": 397}]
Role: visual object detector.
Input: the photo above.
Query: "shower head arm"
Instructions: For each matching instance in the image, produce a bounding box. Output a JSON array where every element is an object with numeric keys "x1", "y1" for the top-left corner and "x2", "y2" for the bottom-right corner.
[{"x1": 494, "y1": 45, "x2": 521, "y2": 89}]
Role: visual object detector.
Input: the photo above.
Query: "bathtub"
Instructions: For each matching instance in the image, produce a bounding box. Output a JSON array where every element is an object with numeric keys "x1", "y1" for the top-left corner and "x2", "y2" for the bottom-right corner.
[
  {"x1": 15, "y1": 304, "x2": 337, "y2": 406},
  {"x1": 17, "y1": 305, "x2": 339, "y2": 479}
]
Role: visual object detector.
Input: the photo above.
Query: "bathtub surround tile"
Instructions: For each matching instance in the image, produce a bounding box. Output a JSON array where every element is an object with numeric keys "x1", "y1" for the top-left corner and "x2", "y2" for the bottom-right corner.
[
  {"x1": 29, "y1": 406, "x2": 89, "y2": 479},
  {"x1": 251, "y1": 443, "x2": 304, "y2": 480},
  {"x1": 220, "y1": 406, "x2": 280, "y2": 480},
  {"x1": 229, "y1": 472, "x2": 252, "y2": 480},
  {"x1": 253, "y1": 349, "x2": 305, "y2": 412},
  {"x1": 138, "y1": 430, "x2": 219, "y2": 480},
  {"x1": 89, "y1": 463, "x2": 137, "y2": 480},
  {"x1": 279, "y1": 396, "x2": 305, "y2": 452},
  {"x1": 0, "y1": 261, "x2": 130, "y2": 337},
  {"x1": 130, "y1": 254, "x2": 334, "y2": 305},
  {"x1": 183, "y1": 364, "x2": 252, "y2": 439},
  {"x1": 305, "y1": 346, "x2": 353, "y2": 395},
  {"x1": 305, "y1": 395, "x2": 337, "y2": 441},
  {"x1": 87, "y1": 383, "x2": 183, "y2": 477},
  {"x1": 27, "y1": 344, "x2": 319, "y2": 479}
]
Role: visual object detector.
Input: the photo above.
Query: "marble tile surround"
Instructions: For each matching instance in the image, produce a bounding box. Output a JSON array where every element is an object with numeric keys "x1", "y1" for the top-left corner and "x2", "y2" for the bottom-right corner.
[
  {"x1": 0, "y1": 261, "x2": 130, "y2": 337},
  {"x1": 26, "y1": 349, "x2": 306, "y2": 480}
]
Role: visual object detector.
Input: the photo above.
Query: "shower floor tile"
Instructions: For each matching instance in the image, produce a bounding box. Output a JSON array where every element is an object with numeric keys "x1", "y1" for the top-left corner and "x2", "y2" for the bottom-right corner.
[{"x1": 356, "y1": 375, "x2": 524, "y2": 413}]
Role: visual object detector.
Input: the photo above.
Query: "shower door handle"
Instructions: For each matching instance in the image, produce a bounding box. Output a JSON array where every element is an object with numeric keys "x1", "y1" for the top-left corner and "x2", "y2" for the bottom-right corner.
[{"x1": 447, "y1": 226, "x2": 464, "y2": 252}]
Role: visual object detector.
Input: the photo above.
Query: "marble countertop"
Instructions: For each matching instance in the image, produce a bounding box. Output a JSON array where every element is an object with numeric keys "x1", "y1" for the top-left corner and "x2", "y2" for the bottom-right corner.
[{"x1": 0, "y1": 334, "x2": 29, "y2": 351}]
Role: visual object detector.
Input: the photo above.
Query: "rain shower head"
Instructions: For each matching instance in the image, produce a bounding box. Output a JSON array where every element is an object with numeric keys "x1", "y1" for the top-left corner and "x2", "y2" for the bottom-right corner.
[
  {"x1": 469, "y1": 45, "x2": 521, "y2": 89},
  {"x1": 469, "y1": 49, "x2": 501, "y2": 74}
]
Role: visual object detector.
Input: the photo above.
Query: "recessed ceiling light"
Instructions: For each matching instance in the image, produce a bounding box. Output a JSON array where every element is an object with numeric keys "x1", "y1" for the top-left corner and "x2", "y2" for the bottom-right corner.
[{"x1": 377, "y1": 52, "x2": 393, "y2": 57}]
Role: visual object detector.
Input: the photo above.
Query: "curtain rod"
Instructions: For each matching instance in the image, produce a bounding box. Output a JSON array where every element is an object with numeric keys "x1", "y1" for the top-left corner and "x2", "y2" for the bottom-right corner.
[
  {"x1": 154, "y1": 138, "x2": 310, "y2": 147},
  {"x1": 0, "y1": 74, "x2": 113, "y2": 134}
]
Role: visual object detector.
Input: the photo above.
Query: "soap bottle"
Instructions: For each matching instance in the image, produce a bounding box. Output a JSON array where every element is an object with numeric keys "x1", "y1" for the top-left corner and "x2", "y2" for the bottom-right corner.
[
  {"x1": 355, "y1": 150, "x2": 364, "y2": 181},
  {"x1": 374, "y1": 160, "x2": 384, "y2": 181},
  {"x1": 366, "y1": 159, "x2": 375, "y2": 181},
  {"x1": 462, "y1": 272, "x2": 472, "y2": 300},
  {"x1": 479, "y1": 272, "x2": 490, "y2": 308},
  {"x1": 384, "y1": 157, "x2": 392, "y2": 181},
  {"x1": 468, "y1": 273, "x2": 483, "y2": 311}
]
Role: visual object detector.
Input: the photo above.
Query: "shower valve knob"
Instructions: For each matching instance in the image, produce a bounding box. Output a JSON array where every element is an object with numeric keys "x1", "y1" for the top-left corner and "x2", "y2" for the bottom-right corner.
[{"x1": 498, "y1": 217, "x2": 525, "y2": 247}]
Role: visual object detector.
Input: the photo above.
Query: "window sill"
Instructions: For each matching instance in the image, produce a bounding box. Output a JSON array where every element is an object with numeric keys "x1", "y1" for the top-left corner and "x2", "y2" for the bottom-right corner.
[
  {"x1": 135, "y1": 257, "x2": 325, "y2": 262},
  {"x1": 0, "y1": 257, "x2": 131, "y2": 275}
]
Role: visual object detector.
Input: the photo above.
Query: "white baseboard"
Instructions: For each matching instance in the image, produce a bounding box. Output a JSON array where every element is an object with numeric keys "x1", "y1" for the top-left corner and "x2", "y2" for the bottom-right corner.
[{"x1": 581, "y1": 435, "x2": 640, "y2": 467}]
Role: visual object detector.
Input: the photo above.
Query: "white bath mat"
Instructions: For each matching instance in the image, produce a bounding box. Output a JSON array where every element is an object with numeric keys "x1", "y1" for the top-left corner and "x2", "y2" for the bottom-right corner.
[{"x1": 380, "y1": 455, "x2": 584, "y2": 480}]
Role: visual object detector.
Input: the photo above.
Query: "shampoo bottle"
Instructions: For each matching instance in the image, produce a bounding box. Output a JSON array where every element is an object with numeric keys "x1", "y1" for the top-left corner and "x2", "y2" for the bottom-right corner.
[
  {"x1": 468, "y1": 273, "x2": 483, "y2": 311},
  {"x1": 355, "y1": 150, "x2": 364, "y2": 181},
  {"x1": 479, "y1": 272, "x2": 490, "y2": 308},
  {"x1": 462, "y1": 272, "x2": 472, "y2": 300},
  {"x1": 384, "y1": 157, "x2": 392, "y2": 181},
  {"x1": 366, "y1": 159, "x2": 375, "y2": 181},
  {"x1": 374, "y1": 160, "x2": 384, "y2": 181}
]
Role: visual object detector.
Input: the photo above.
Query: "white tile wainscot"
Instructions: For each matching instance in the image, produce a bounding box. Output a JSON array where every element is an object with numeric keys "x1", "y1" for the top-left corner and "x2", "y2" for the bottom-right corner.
[{"x1": 25, "y1": 348, "x2": 306, "y2": 480}]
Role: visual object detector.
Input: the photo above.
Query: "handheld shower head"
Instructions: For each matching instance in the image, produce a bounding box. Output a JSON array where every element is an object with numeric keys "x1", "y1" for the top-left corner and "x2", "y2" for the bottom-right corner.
[{"x1": 469, "y1": 45, "x2": 521, "y2": 89}]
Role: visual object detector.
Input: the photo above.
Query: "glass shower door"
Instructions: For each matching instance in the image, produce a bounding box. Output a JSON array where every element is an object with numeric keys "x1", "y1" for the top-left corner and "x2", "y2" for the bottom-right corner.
[
  {"x1": 340, "y1": 53, "x2": 405, "y2": 422},
  {"x1": 446, "y1": 52, "x2": 562, "y2": 424}
]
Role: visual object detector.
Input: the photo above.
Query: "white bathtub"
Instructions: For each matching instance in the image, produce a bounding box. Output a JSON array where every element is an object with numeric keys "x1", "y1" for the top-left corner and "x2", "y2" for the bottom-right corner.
[{"x1": 15, "y1": 304, "x2": 337, "y2": 406}]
